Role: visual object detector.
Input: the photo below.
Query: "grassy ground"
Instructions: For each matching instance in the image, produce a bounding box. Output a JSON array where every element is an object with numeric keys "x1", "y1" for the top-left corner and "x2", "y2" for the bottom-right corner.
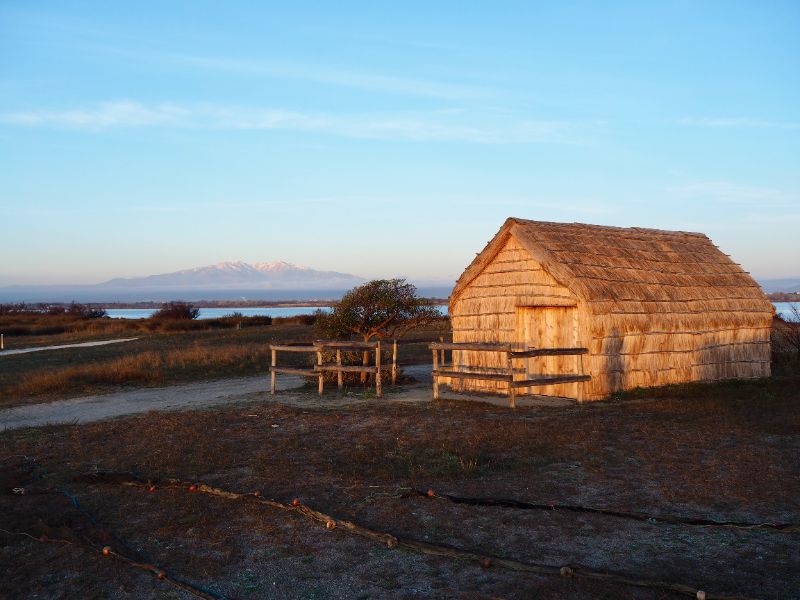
[
  {"x1": 1, "y1": 367, "x2": 798, "y2": 599},
  {"x1": 0, "y1": 320, "x2": 449, "y2": 408}
]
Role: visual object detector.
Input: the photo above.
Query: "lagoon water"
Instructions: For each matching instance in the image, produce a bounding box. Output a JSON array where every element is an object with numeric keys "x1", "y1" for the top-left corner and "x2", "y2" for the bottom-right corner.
[
  {"x1": 774, "y1": 302, "x2": 798, "y2": 319},
  {"x1": 106, "y1": 306, "x2": 332, "y2": 320},
  {"x1": 106, "y1": 303, "x2": 793, "y2": 320}
]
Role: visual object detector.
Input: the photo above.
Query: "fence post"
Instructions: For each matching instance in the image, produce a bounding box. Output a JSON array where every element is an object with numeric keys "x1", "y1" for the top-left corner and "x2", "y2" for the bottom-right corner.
[
  {"x1": 507, "y1": 350, "x2": 516, "y2": 409},
  {"x1": 270, "y1": 347, "x2": 276, "y2": 394},
  {"x1": 391, "y1": 339, "x2": 397, "y2": 386},
  {"x1": 375, "y1": 341, "x2": 382, "y2": 398},
  {"x1": 316, "y1": 346, "x2": 324, "y2": 396},
  {"x1": 432, "y1": 344, "x2": 440, "y2": 400},
  {"x1": 336, "y1": 349, "x2": 343, "y2": 391}
]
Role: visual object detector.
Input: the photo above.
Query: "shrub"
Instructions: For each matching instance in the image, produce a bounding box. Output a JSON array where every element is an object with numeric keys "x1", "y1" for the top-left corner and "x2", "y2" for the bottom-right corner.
[
  {"x1": 775, "y1": 305, "x2": 800, "y2": 355},
  {"x1": 315, "y1": 279, "x2": 440, "y2": 342},
  {"x1": 152, "y1": 301, "x2": 200, "y2": 320},
  {"x1": 66, "y1": 302, "x2": 108, "y2": 319},
  {"x1": 273, "y1": 314, "x2": 314, "y2": 326}
]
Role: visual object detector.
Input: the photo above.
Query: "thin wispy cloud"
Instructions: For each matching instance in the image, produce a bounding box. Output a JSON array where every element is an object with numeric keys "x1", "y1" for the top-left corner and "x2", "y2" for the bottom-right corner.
[
  {"x1": 169, "y1": 53, "x2": 490, "y2": 100},
  {"x1": 3, "y1": 101, "x2": 190, "y2": 129},
  {"x1": 15, "y1": 15, "x2": 490, "y2": 100},
  {"x1": 0, "y1": 101, "x2": 577, "y2": 144},
  {"x1": 678, "y1": 117, "x2": 800, "y2": 130},
  {"x1": 669, "y1": 181, "x2": 798, "y2": 208}
]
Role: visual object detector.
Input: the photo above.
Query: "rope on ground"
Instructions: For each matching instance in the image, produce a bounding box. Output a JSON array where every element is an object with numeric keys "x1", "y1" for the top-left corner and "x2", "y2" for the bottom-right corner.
[
  {"x1": 80, "y1": 471, "x2": 761, "y2": 600},
  {"x1": 6, "y1": 456, "x2": 224, "y2": 598},
  {"x1": 0, "y1": 525, "x2": 225, "y2": 600},
  {"x1": 413, "y1": 489, "x2": 799, "y2": 533}
]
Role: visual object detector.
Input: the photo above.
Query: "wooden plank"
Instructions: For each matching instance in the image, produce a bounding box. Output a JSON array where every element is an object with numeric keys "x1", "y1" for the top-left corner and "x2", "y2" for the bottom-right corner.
[
  {"x1": 442, "y1": 364, "x2": 526, "y2": 375},
  {"x1": 511, "y1": 374, "x2": 592, "y2": 388},
  {"x1": 270, "y1": 345, "x2": 317, "y2": 352},
  {"x1": 432, "y1": 370, "x2": 513, "y2": 382},
  {"x1": 316, "y1": 340, "x2": 380, "y2": 349},
  {"x1": 510, "y1": 347, "x2": 589, "y2": 358},
  {"x1": 315, "y1": 365, "x2": 379, "y2": 373},
  {"x1": 270, "y1": 367, "x2": 319, "y2": 377},
  {"x1": 429, "y1": 342, "x2": 513, "y2": 352}
]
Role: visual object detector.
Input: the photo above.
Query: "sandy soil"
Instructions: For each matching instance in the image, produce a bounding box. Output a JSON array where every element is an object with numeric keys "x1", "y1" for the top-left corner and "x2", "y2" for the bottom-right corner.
[
  {"x1": 0, "y1": 365, "x2": 573, "y2": 431},
  {"x1": 0, "y1": 337, "x2": 138, "y2": 356}
]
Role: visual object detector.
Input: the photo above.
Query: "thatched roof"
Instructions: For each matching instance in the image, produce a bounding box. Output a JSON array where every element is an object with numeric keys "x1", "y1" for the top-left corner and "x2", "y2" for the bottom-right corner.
[{"x1": 451, "y1": 218, "x2": 773, "y2": 318}]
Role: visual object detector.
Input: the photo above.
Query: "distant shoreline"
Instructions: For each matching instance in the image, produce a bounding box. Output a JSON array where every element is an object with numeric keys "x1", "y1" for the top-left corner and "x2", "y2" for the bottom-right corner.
[{"x1": 96, "y1": 298, "x2": 450, "y2": 309}]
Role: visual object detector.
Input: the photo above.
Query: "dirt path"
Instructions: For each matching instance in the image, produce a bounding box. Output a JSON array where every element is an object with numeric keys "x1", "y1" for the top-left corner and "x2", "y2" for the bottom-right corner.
[
  {"x1": 0, "y1": 365, "x2": 573, "y2": 431},
  {"x1": 0, "y1": 374, "x2": 301, "y2": 431},
  {"x1": 0, "y1": 337, "x2": 139, "y2": 356}
]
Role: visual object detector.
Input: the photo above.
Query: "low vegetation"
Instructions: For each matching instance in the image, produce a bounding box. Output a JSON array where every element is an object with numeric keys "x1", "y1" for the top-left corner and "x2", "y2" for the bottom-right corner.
[
  {"x1": 1, "y1": 369, "x2": 798, "y2": 598},
  {"x1": 773, "y1": 305, "x2": 800, "y2": 356},
  {"x1": 0, "y1": 308, "x2": 273, "y2": 344},
  {"x1": 151, "y1": 301, "x2": 201, "y2": 320},
  {"x1": 0, "y1": 319, "x2": 449, "y2": 408}
]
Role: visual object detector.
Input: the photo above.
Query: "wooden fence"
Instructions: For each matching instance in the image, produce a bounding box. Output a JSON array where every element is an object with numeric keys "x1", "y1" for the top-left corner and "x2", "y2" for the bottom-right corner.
[
  {"x1": 270, "y1": 340, "x2": 397, "y2": 398},
  {"x1": 429, "y1": 342, "x2": 591, "y2": 408}
]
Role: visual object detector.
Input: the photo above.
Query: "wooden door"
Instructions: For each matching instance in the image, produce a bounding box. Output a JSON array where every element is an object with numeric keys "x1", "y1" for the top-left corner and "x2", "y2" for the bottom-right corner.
[{"x1": 516, "y1": 306, "x2": 580, "y2": 399}]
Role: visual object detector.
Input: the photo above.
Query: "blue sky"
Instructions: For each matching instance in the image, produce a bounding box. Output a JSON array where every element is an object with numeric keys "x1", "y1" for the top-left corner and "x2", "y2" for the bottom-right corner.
[{"x1": 1, "y1": 1, "x2": 798, "y2": 286}]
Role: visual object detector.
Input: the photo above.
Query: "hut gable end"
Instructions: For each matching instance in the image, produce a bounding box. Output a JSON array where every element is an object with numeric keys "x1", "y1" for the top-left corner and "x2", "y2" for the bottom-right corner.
[{"x1": 451, "y1": 235, "x2": 577, "y2": 344}]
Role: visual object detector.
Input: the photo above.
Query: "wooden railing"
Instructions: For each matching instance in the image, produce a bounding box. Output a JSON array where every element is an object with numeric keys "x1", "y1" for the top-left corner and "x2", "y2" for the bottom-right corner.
[
  {"x1": 270, "y1": 340, "x2": 398, "y2": 398},
  {"x1": 428, "y1": 342, "x2": 590, "y2": 408}
]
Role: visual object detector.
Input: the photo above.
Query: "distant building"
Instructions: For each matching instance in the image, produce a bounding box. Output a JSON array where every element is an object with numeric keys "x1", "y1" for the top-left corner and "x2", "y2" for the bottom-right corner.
[{"x1": 448, "y1": 218, "x2": 773, "y2": 401}]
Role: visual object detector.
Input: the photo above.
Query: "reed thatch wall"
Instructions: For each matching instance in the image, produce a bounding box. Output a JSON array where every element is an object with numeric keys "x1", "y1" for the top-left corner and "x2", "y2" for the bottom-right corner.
[{"x1": 449, "y1": 218, "x2": 773, "y2": 401}]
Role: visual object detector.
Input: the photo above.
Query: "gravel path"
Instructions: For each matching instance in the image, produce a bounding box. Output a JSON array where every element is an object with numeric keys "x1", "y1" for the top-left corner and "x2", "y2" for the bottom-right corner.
[
  {"x1": 0, "y1": 364, "x2": 572, "y2": 431},
  {"x1": 0, "y1": 337, "x2": 139, "y2": 356},
  {"x1": 0, "y1": 375, "x2": 297, "y2": 431}
]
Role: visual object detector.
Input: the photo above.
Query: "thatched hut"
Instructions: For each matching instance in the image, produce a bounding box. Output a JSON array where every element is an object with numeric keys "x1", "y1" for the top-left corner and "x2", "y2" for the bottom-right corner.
[{"x1": 448, "y1": 218, "x2": 773, "y2": 401}]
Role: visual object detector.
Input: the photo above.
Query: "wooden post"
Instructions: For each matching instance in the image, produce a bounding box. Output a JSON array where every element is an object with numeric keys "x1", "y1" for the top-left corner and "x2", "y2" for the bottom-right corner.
[
  {"x1": 432, "y1": 345, "x2": 439, "y2": 400},
  {"x1": 361, "y1": 350, "x2": 368, "y2": 385},
  {"x1": 270, "y1": 347, "x2": 276, "y2": 394},
  {"x1": 375, "y1": 341, "x2": 382, "y2": 398},
  {"x1": 507, "y1": 350, "x2": 516, "y2": 409},
  {"x1": 317, "y1": 347, "x2": 324, "y2": 396},
  {"x1": 336, "y1": 349, "x2": 343, "y2": 391},
  {"x1": 439, "y1": 336, "x2": 445, "y2": 367},
  {"x1": 391, "y1": 340, "x2": 397, "y2": 386},
  {"x1": 577, "y1": 352, "x2": 586, "y2": 403},
  {"x1": 454, "y1": 346, "x2": 464, "y2": 393}
]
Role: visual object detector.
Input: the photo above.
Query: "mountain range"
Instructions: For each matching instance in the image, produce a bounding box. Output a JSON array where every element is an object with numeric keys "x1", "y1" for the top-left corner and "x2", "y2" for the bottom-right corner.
[
  {"x1": 103, "y1": 261, "x2": 363, "y2": 289},
  {"x1": 0, "y1": 261, "x2": 366, "y2": 303},
  {"x1": 0, "y1": 261, "x2": 795, "y2": 303}
]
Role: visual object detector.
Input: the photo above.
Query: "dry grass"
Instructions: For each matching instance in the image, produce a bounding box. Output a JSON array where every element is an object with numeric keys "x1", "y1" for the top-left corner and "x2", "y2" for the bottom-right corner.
[
  {"x1": 1, "y1": 369, "x2": 798, "y2": 599},
  {"x1": 0, "y1": 321, "x2": 448, "y2": 407},
  {"x1": 6, "y1": 344, "x2": 275, "y2": 398}
]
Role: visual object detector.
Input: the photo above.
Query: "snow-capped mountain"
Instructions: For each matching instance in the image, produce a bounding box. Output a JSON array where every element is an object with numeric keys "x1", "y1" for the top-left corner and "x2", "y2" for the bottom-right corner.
[{"x1": 102, "y1": 261, "x2": 364, "y2": 289}]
